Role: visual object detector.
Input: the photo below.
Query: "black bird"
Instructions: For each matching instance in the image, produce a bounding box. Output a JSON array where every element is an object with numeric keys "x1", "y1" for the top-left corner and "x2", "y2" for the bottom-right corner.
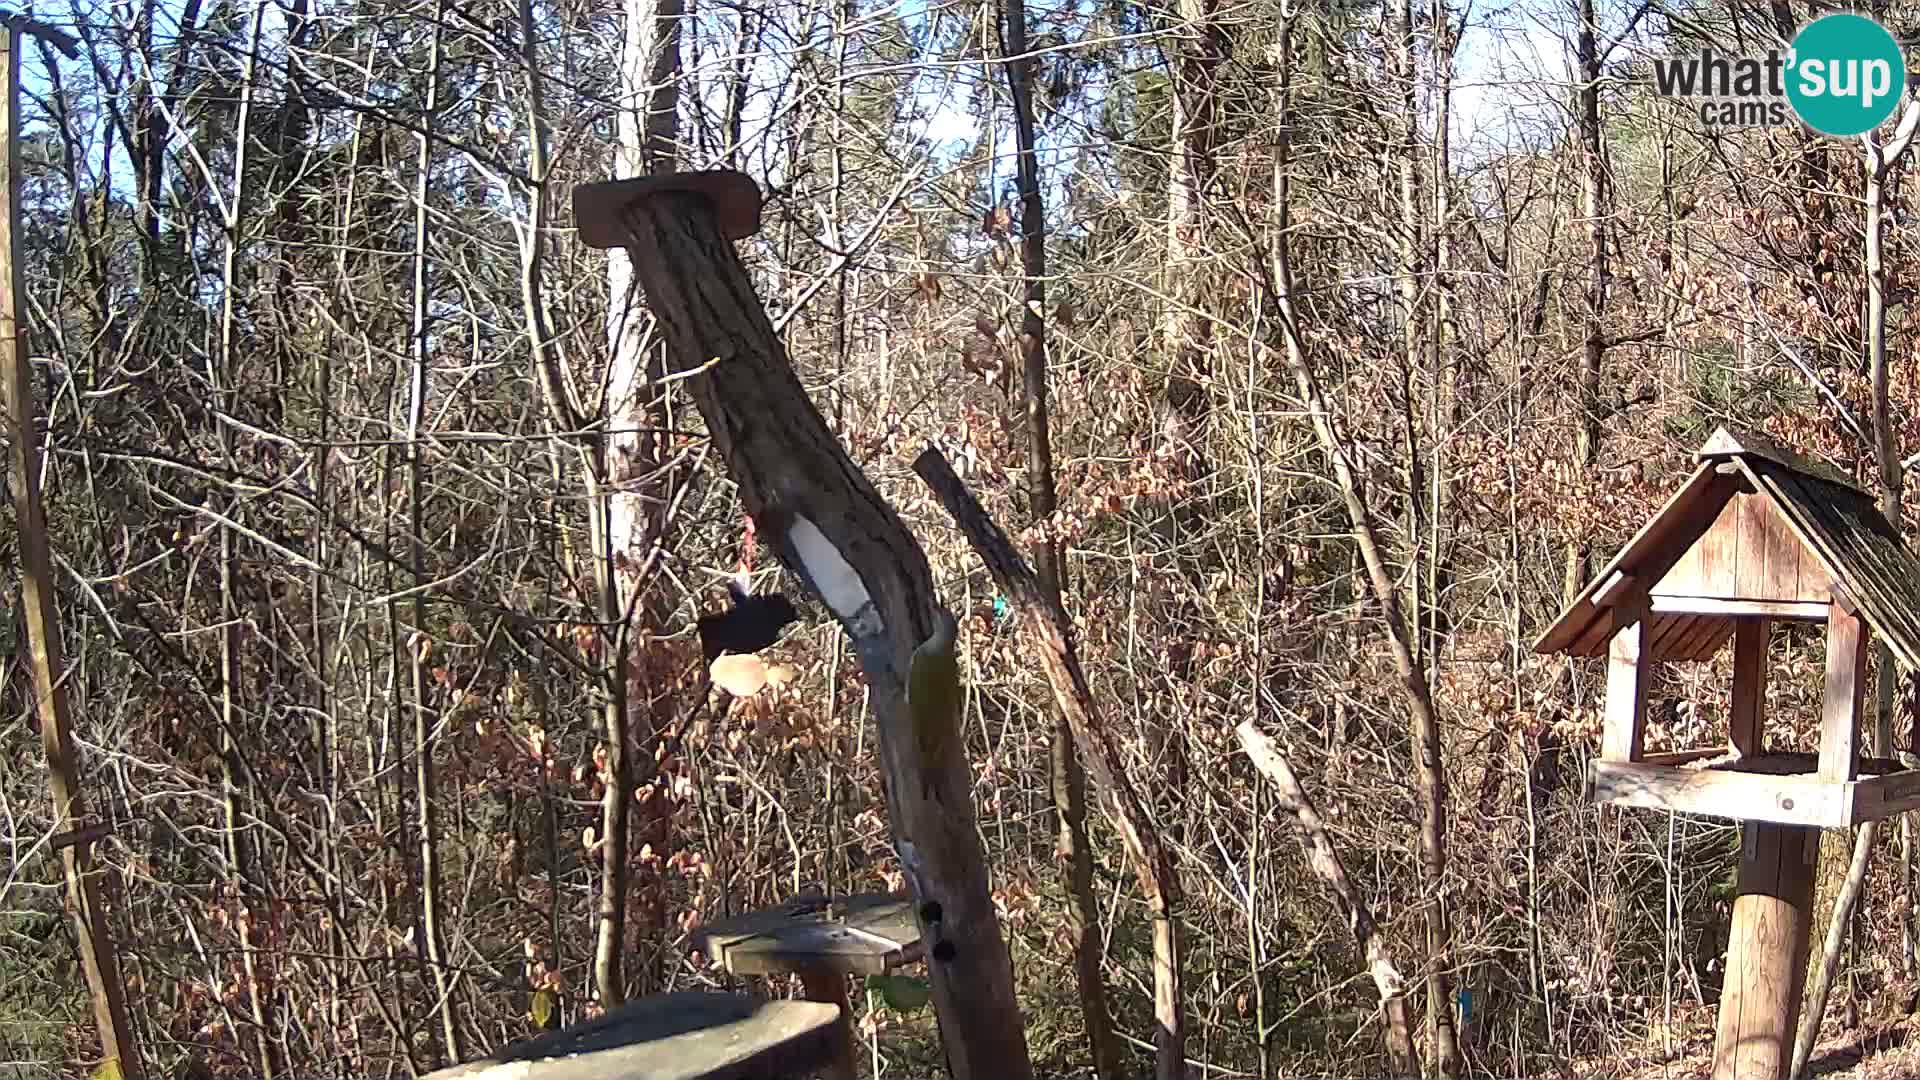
[{"x1": 697, "y1": 579, "x2": 800, "y2": 662}]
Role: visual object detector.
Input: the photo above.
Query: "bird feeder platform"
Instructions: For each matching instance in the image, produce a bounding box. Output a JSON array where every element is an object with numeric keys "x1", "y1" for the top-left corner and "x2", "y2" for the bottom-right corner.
[
  {"x1": 691, "y1": 892, "x2": 922, "y2": 1080},
  {"x1": 1590, "y1": 749, "x2": 1920, "y2": 830},
  {"x1": 1537, "y1": 426, "x2": 1920, "y2": 1080},
  {"x1": 420, "y1": 991, "x2": 842, "y2": 1080},
  {"x1": 692, "y1": 892, "x2": 923, "y2": 979}
]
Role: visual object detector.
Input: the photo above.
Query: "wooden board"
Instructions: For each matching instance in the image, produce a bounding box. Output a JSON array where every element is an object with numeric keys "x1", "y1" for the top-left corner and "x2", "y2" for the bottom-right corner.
[
  {"x1": 1855, "y1": 768, "x2": 1920, "y2": 820},
  {"x1": 1651, "y1": 491, "x2": 1832, "y2": 604},
  {"x1": 1603, "y1": 622, "x2": 1648, "y2": 762},
  {"x1": 1648, "y1": 597, "x2": 1828, "y2": 620},
  {"x1": 421, "y1": 993, "x2": 842, "y2": 1080},
  {"x1": 1711, "y1": 822, "x2": 1819, "y2": 1080},
  {"x1": 1819, "y1": 606, "x2": 1867, "y2": 781},
  {"x1": 1729, "y1": 620, "x2": 1769, "y2": 757},
  {"x1": 1643, "y1": 749, "x2": 1729, "y2": 767},
  {"x1": 1591, "y1": 757, "x2": 1920, "y2": 827},
  {"x1": 691, "y1": 893, "x2": 922, "y2": 978},
  {"x1": 1589, "y1": 761, "x2": 1851, "y2": 828}
]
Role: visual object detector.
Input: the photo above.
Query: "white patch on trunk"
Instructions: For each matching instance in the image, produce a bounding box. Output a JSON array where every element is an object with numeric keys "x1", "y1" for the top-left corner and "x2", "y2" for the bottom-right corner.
[{"x1": 788, "y1": 514, "x2": 871, "y2": 620}]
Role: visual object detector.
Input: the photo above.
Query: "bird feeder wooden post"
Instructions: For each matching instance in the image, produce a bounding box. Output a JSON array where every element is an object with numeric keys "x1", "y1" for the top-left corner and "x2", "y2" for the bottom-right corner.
[
  {"x1": 1537, "y1": 427, "x2": 1920, "y2": 1080},
  {"x1": 572, "y1": 171, "x2": 1034, "y2": 1080}
]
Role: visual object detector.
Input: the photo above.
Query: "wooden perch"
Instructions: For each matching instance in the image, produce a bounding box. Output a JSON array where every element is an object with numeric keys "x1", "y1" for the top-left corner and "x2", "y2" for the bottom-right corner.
[
  {"x1": 913, "y1": 446, "x2": 1185, "y2": 1078},
  {"x1": 1235, "y1": 719, "x2": 1417, "y2": 1075},
  {"x1": 572, "y1": 170, "x2": 1032, "y2": 1080}
]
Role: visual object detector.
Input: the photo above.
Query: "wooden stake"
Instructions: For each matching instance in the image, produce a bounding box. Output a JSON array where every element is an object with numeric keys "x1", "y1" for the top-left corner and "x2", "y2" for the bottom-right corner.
[
  {"x1": 796, "y1": 971, "x2": 856, "y2": 1080},
  {"x1": 0, "y1": 27, "x2": 143, "y2": 1080},
  {"x1": 1712, "y1": 822, "x2": 1819, "y2": 1080}
]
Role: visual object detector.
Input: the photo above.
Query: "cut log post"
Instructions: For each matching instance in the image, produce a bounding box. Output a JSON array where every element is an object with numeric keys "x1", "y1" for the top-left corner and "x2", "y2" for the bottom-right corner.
[
  {"x1": 572, "y1": 170, "x2": 1033, "y2": 1080},
  {"x1": 1712, "y1": 822, "x2": 1820, "y2": 1080}
]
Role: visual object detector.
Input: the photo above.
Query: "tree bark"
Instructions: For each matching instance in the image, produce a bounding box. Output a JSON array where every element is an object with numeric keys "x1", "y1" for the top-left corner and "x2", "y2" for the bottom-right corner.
[
  {"x1": 406, "y1": 4, "x2": 461, "y2": 1061},
  {"x1": 997, "y1": 2, "x2": 1120, "y2": 1077},
  {"x1": 598, "y1": 183, "x2": 1035, "y2": 1080},
  {"x1": 598, "y1": 0, "x2": 684, "y2": 1007},
  {"x1": 1564, "y1": 0, "x2": 1610, "y2": 607},
  {"x1": 1161, "y1": 0, "x2": 1224, "y2": 477}
]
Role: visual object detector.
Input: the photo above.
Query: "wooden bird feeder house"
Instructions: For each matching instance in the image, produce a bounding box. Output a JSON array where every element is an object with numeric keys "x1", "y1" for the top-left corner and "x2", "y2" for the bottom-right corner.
[{"x1": 1536, "y1": 425, "x2": 1920, "y2": 1080}]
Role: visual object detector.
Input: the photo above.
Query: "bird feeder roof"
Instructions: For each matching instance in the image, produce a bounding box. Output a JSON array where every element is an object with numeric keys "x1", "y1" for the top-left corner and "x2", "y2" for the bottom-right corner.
[{"x1": 1534, "y1": 426, "x2": 1920, "y2": 669}]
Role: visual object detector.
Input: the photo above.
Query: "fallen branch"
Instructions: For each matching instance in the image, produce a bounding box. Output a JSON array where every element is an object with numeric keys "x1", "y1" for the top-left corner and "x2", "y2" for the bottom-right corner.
[
  {"x1": 1235, "y1": 718, "x2": 1417, "y2": 1076},
  {"x1": 913, "y1": 446, "x2": 1185, "y2": 1072}
]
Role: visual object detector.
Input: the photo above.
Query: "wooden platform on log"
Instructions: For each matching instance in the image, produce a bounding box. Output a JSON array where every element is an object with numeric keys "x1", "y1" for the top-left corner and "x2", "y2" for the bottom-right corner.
[
  {"x1": 1591, "y1": 754, "x2": 1920, "y2": 828},
  {"x1": 420, "y1": 992, "x2": 842, "y2": 1080},
  {"x1": 691, "y1": 892, "x2": 922, "y2": 978}
]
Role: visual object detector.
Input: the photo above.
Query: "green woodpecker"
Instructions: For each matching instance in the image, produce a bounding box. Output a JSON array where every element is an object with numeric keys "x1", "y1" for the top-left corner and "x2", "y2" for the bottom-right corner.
[{"x1": 906, "y1": 611, "x2": 961, "y2": 794}]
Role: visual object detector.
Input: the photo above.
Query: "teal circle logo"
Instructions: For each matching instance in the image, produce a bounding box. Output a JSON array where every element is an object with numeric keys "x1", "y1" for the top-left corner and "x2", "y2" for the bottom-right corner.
[{"x1": 1785, "y1": 13, "x2": 1905, "y2": 137}]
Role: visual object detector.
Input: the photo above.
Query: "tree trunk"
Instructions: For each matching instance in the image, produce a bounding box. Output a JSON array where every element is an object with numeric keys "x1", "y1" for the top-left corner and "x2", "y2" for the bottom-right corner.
[
  {"x1": 598, "y1": 0, "x2": 684, "y2": 1007},
  {"x1": 1564, "y1": 0, "x2": 1610, "y2": 607},
  {"x1": 1, "y1": 26, "x2": 143, "y2": 1077},
  {"x1": 997, "y1": 1, "x2": 1120, "y2": 1076},
  {"x1": 406, "y1": 4, "x2": 461, "y2": 1061},
  {"x1": 592, "y1": 182, "x2": 1035, "y2": 1080},
  {"x1": 1162, "y1": 0, "x2": 1224, "y2": 477}
]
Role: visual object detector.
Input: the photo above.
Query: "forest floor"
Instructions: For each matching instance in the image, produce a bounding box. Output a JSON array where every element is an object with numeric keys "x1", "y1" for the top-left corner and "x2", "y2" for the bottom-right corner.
[{"x1": 1604, "y1": 989, "x2": 1920, "y2": 1079}]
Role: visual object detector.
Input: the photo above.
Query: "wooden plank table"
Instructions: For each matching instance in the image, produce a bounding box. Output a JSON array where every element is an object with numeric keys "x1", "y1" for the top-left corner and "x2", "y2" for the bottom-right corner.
[
  {"x1": 421, "y1": 992, "x2": 841, "y2": 1080},
  {"x1": 691, "y1": 893, "x2": 923, "y2": 1079}
]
